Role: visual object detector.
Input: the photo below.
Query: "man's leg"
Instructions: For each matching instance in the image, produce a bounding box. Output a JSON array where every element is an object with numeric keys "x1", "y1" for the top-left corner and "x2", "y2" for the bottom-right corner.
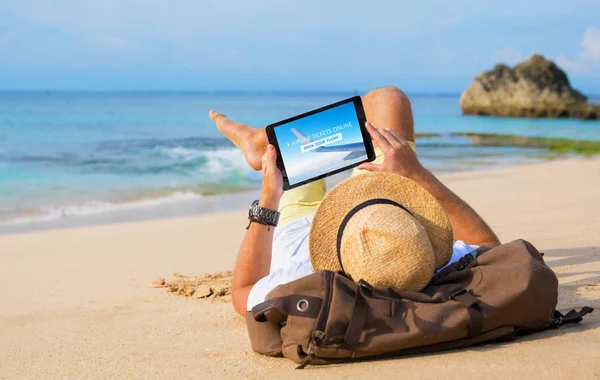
[
  {"x1": 209, "y1": 110, "x2": 267, "y2": 171},
  {"x1": 210, "y1": 86, "x2": 415, "y2": 170},
  {"x1": 209, "y1": 86, "x2": 416, "y2": 223},
  {"x1": 352, "y1": 86, "x2": 417, "y2": 176},
  {"x1": 209, "y1": 110, "x2": 325, "y2": 226},
  {"x1": 362, "y1": 85, "x2": 415, "y2": 143}
]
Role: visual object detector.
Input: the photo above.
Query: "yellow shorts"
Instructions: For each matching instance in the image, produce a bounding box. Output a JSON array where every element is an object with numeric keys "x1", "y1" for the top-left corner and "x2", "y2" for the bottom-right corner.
[{"x1": 278, "y1": 142, "x2": 417, "y2": 226}]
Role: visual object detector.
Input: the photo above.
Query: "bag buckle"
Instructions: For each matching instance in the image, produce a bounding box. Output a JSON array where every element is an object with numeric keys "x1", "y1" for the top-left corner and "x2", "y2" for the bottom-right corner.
[
  {"x1": 456, "y1": 253, "x2": 475, "y2": 271},
  {"x1": 553, "y1": 316, "x2": 563, "y2": 326},
  {"x1": 358, "y1": 279, "x2": 373, "y2": 293}
]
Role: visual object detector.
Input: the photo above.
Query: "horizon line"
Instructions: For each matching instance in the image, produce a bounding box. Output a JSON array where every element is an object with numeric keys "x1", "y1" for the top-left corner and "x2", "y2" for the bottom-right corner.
[
  {"x1": 0, "y1": 90, "x2": 465, "y2": 97},
  {"x1": 1, "y1": 90, "x2": 598, "y2": 99}
]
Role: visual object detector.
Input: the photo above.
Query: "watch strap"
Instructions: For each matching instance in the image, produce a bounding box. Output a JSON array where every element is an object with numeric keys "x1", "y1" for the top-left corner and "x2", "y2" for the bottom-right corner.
[{"x1": 247, "y1": 201, "x2": 280, "y2": 229}]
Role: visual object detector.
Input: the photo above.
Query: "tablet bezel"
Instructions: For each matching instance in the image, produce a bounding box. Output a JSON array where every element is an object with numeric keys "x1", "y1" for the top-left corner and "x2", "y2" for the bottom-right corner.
[{"x1": 265, "y1": 96, "x2": 375, "y2": 191}]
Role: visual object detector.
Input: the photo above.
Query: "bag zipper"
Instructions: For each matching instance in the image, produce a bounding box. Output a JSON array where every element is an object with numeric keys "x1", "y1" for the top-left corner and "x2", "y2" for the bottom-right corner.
[{"x1": 296, "y1": 271, "x2": 334, "y2": 369}]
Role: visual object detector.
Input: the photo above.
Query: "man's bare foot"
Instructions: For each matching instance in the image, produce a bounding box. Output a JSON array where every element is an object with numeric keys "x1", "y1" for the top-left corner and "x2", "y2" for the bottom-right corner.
[{"x1": 209, "y1": 110, "x2": 268, "y2": 171}]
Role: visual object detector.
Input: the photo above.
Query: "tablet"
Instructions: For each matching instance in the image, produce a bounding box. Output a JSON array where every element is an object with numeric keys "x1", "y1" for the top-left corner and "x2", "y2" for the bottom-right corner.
[{"x1": 266, "y1": 96, "x2": 375, "y2": 190}]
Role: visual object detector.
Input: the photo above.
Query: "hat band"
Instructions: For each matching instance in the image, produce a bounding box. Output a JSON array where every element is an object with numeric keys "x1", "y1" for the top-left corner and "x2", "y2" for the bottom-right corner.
[{"x1": 335, "y1": 198, "x2": 415, "y2": 273}]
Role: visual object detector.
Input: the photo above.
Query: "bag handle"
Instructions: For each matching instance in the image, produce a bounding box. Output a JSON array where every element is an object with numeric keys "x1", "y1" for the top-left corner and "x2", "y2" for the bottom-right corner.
[
  {"x1": 342, "y1": 280, "x2": 396, "y2": 351},
  {"x1": 357, "y1": 280, "x2": 400, "y2": 317},
  {"x1": 451, "y1": 289, "x2": 484, "y2": 338},
  {"x1": 252, "y1": 295, "x2": 323, "y2": 323},
  {"x1": 343, "y1": 285, "x2": 369, "y2": 350}
]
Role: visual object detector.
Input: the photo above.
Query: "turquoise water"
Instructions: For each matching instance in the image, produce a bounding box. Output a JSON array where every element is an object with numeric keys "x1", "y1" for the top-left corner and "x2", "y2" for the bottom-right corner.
[{"x1": 1, "y1": 93, "x2": 599, "y2": 223}]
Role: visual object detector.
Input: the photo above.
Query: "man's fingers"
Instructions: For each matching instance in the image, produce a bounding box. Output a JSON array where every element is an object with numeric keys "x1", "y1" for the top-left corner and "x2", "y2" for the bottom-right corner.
[
  {"x1": 266, "y1": 144, "x2": 277, "y2": 163},
  {"x1": 357, "y1": 162, "x2": 382, "y2": 172},
  {"x1": 379, "y1": 128, "x2": 415, "y2": 153},
  {"x1": 261, "y1": 144, "x2": 277, "y2": 173},
  {"x1": 379, "y1": 128, "x2": 404, "y2": 149},
  {"x1": 385, "y1": 129, "x2": 405, "y2": 145},
  {"x1": 365, "y1": 122, "x2": 392, "y2": 152}
]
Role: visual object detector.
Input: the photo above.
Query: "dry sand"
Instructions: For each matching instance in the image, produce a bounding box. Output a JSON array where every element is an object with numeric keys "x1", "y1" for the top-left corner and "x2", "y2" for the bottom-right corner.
[{"x1": 1, "y1": 157, "x2": 599, "y2": 379}]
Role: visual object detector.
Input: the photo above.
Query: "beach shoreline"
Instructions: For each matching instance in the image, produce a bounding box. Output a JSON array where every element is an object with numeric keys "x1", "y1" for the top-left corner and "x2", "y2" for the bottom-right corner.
[
  {"x1": 1, "y1": 157, "x2": 599, "y2": 379},
  {"x1": 0, "y1": 154, "x2": 584, "y2": 235},
  {"x1": 3, "y1": 91, "x2": 599, "y2": 234}
]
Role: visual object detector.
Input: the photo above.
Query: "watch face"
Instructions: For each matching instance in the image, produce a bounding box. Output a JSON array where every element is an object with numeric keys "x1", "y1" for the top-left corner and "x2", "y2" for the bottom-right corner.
[{"x1": 249, "y1": 200, "x2": 259, "y2": 217}]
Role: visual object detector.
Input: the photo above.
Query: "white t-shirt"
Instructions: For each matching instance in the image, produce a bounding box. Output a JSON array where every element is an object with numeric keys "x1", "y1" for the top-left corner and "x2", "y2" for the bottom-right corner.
[{"x1": 247, "y1": 214, "x2": 479, "y2": 311}]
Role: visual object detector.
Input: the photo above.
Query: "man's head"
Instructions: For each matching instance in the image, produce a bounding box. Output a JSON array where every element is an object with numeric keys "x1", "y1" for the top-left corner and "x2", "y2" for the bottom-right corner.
[{"x1": 308, "y1": 172, "x2": 453, "y2": 291}]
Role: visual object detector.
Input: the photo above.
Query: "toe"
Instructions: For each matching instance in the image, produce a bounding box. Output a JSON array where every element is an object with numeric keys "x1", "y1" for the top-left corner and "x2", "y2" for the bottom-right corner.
[{"x1": 209, "y1": 110, "x2": 226, "y2": 122}]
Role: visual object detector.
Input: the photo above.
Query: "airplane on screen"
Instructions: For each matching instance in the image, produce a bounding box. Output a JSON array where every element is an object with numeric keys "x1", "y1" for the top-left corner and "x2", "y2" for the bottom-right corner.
[{"x1": 290, "y1": 128, "x2": 367, "y2": 161}]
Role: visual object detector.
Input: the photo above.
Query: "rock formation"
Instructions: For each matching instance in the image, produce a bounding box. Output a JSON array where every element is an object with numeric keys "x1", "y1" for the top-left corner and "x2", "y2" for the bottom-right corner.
[{"x1": 460, "y1": 54, "x2": 599, "y2": 119}]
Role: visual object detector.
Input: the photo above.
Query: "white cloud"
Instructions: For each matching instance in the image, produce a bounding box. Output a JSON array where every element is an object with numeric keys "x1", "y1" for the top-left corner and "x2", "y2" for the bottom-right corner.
[
  {"x1": 1, "y1": 1, "x2": 599, "y2": 91},
  {"x1": 555, "y1": 55, "x2": 587, "y2": 74},
  {"x1": 491, "y1": 46, "x2": 525, "y2": 66},
  {"x1": 554, "y1": 26, "x2": 600, "y2": 76},
  {"x1": 581, "y1": 26, "x2": 600, "y2": 62}
]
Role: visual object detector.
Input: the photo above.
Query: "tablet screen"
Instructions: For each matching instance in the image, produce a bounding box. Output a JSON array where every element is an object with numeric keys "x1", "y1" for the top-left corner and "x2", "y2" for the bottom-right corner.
[{"x1": 271, "y1": 99, "x2": 371, "y2": 187}]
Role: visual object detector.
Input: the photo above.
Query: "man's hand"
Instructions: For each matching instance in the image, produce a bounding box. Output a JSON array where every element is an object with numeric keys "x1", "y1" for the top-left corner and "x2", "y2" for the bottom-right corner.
[
  {"x1": 356, "y1": 121, "x2": 500, "y2": 248},
  {"x1": 357, "y1": 122, "x2": 426, "y2": 180},
  {"x1": 259, "y1": 144, "x2": 284, "y2": 209}
]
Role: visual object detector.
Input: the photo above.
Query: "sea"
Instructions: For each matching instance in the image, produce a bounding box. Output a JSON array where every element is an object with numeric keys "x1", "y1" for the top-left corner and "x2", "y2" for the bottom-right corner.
[{"x1": 1, "y1": 92, "x2": 599, "y2": 229}]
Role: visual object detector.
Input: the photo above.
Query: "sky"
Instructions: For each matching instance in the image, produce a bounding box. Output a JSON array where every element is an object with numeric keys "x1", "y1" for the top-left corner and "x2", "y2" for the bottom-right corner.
[{"x1": 1, "y1": 0, "x2": 600, "y2": 93}]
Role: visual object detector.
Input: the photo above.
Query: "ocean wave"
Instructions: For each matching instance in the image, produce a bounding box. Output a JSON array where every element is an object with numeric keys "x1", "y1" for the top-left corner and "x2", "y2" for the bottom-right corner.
[
  {"x1": 153, "y1": 145, "x2": 246, "y2": 168},
  {"x1": 202, "y1": 148, "x2": 249, "y2": 173},
  {"x1": 1, "y1": 191, "x2": 205, "y2": 225},
  {"x1": 0, "y1": 138, "x2": 258, "y2": 226},
  {"x1": 147, "y1": 146, "x2": 251, "y2": 178},
  {"x1": 96, "y1": 136, "x2": 233, "y2": 153},
  {"x1": 153, "y1": 146, "x2": 206, "y2": 161},
  {"x1": 2, "y1": 137, "x2": 252, "y2": 178}
]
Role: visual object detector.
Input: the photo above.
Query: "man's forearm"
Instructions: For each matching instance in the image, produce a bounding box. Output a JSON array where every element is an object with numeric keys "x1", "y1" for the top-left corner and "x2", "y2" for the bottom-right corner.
[
  {"x1": 353, "y1": 124, "x2": 499, "y2": 248},
  {"x1": 413, "y1": 169, "x2": 500, "y2": 248},
  {"x1": 231, "y1": 195, "x2": 279, "y2": 315}
]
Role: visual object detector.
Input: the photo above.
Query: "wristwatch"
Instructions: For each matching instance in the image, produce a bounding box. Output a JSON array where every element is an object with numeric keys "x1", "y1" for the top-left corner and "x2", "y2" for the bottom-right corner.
[{"x1": 247, "y1": 200, "x2": 280, "y2": 229}]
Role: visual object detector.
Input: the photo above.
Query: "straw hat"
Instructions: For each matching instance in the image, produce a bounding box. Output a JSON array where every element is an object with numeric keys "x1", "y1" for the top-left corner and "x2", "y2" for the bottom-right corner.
[{"x1": 308, "y1": 172, "x2": 453, "y2": 291}]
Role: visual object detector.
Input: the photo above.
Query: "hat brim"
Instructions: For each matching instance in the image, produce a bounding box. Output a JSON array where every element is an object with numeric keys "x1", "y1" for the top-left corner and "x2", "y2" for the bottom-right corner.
[{"x1": 308, "y1": 172, "x2": 453, "y2": 273}]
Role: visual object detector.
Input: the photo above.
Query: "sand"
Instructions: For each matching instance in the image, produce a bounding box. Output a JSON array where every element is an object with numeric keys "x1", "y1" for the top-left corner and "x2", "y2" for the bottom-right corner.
[{"x1": 1, "y1": 157, "x2": 599, "y2": 379}]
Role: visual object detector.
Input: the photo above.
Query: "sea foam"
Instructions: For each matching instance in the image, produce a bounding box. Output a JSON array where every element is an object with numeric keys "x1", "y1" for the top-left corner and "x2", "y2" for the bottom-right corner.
[{"x1": 2, "y1": 191, "x2": 204, "y2": 225}]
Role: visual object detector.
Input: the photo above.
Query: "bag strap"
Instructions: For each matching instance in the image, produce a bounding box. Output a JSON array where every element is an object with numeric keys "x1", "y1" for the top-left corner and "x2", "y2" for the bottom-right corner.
[
  {"x1": 451, "y1": 289, "x2": 484, "y2": 338},
  {"x1": 549, "y1": 307, "x2": 594, "y2": 328},
  {"x1": 342, "y1": 280, "x2": 398, "y2": 351},
  {"x1": 357, "y1": 279, "x2": 401, "y2": 316},
  {"x1": 343, "y1": 286, "x2": 368, "y2": 350},
  {"x1": 343, "y1": 284, "x2": 486, "y2": 351},
  {"x1": 252, "y1": 295, "x2": 323, "y2": 323}
]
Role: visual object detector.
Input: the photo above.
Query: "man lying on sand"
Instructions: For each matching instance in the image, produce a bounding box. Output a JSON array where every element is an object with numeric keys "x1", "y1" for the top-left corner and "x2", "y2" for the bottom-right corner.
[{"x1": 209, "y1": 86, "x2": 500, "y2": 315}]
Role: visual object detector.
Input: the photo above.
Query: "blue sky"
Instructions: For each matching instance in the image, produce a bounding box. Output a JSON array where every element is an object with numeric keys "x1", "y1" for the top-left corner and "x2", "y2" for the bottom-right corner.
[{"x1": 1, "y1": 0, "x2": 600, "y2": 93}]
